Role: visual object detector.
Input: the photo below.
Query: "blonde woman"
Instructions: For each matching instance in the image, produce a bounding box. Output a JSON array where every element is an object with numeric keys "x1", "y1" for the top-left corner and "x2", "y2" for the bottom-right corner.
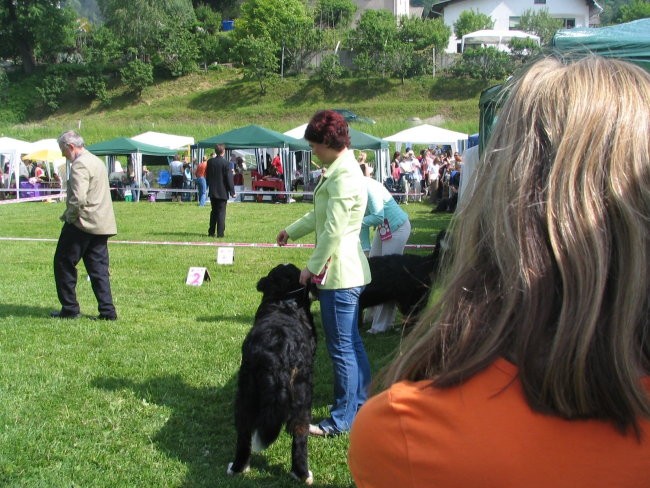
[{"x1": 349, "y1": 55, "x2": 650, "y2": 486}]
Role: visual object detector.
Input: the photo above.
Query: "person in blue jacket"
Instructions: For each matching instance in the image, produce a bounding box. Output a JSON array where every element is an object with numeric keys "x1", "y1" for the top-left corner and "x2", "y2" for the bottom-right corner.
[{"x1": 359, "y1": 163, "x2": 411, "y2": 333}]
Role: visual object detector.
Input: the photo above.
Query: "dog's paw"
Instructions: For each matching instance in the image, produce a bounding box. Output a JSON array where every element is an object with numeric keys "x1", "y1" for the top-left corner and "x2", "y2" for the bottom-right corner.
[
  {"x1": 290, "y1": 470, "x2": 314, "y2": 485},
  {"x1": 227, "y1": 462, "x2": 250, "y2": 476}
]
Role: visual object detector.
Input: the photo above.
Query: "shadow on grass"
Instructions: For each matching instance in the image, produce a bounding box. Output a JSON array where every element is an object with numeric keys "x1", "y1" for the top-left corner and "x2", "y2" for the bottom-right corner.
[
  {"x1": 92, "y1": 365, "x2": 351, "y2": 487},
  {"x1": 195, "y1": 314, "x2": 252, "y2": 325},
  {"x1": 0, "y1": 303, "x2": 60, "y2": 319}
]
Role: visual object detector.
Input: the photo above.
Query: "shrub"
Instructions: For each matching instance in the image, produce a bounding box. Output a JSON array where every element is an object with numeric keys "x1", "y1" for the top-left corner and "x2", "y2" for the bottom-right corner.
[
  {"x1": 317, "y1": 53, "x2": 343, "y2": 93},
  {"x1": 452, "y1": 47, "x2": 513, "y2": 82},
  {"x1": 76, "y1": 75, "x2": 109, "y2": 104},
  {"x1": 120, "y1": 60, "x2": 154, "y2": 96},
  {"x1": 36, "y1": 75, "x2": 68, "y2": 112}
]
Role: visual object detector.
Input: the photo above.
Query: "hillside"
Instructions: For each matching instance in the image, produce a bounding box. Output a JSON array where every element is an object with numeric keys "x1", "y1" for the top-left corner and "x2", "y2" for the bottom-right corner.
[{"x1": 0, "y1": 67, "x2": 488, "y2": 144}]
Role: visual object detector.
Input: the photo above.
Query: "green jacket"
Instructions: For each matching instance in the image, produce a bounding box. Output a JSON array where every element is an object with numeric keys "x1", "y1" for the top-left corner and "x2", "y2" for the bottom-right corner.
[{"x1": 286, "y1": 150, "x2": 370, "y2": 290}]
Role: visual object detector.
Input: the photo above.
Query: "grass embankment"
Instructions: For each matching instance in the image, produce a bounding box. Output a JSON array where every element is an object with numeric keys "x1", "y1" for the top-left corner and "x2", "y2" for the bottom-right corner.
[
  {"x1": 1, "y1": 68, "x2": 487, "y2": 143},
  {"x1": 0, "y1": 199, "x2": 451, "y2": 487}
]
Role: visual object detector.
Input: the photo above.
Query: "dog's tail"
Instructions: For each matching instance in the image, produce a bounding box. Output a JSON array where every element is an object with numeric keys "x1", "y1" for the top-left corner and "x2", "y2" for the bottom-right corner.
[{"x1": 251, "y1": 373, "x2": 290, "y2": 452}]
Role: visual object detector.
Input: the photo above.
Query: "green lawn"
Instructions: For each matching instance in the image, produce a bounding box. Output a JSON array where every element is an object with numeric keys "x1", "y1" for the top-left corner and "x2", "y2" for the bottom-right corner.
[{"x1": 0, "y1": 199, "x2": 451, "y2": 487}]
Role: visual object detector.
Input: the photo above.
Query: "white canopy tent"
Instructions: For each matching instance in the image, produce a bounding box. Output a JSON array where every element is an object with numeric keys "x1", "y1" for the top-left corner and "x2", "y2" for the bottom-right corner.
[
  {"x1": 131, "y1": 131, "x2": 195, "y2": 151},
  {"x1": 383, "y1": 124, "x2": 468, "y2": 155},
  {"x1": 0, "y1": 137, "x2": 32, "y2": 197},
  {"x1": 461, "y1": 29, "x2": 541, "y2": 53}
]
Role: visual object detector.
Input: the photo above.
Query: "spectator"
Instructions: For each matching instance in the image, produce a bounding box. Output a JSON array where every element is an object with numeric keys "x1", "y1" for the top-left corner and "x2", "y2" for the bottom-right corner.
[
  {"x1": 169, "y1": 154, "x2": 184, "y2": 202},
  {"x1": 349, "y1": 55, "x2": 650, "y2": 487},
  {"x1": 194, "y1": 156, "x2": 207, "y2": 206}
]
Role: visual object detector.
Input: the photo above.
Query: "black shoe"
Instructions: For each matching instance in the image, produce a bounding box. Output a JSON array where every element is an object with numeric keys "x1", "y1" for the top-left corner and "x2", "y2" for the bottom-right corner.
[
  {"x1": 50, "y1": 310, "x2": 81, "y2": 319},
  {"x1": 92, "y1": 314, "x2": 117, "y2": 321},
  {"x1": 208, "y1": 233, "x2": 215, "y2": 237},
  {"x1": 217, "y1": 234, "x2": 224, "y2": 238}
]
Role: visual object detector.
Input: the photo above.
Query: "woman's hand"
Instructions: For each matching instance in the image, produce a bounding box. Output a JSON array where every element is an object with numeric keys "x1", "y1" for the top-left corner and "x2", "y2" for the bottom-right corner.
[
  {"x1": 299, "y1": 267, "x2": 313, "y2": 286},
  {"x1": 276, "y1": 230, "x2": 289, "y2": 246}
]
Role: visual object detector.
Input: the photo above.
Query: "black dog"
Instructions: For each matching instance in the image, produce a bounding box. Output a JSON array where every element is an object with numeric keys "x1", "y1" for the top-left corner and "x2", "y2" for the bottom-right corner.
[
  {"x1": 359, "y1": 231, "x2": 446, "y2": 327},
  {"x1": 227, "y1": 263, "x2": 316, "y2": 485}
]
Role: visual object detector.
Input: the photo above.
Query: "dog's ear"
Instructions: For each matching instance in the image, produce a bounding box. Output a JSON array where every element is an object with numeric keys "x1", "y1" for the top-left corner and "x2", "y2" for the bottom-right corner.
[{"x1": 257, "y1": 276, "x2": 269, "y2": 292}]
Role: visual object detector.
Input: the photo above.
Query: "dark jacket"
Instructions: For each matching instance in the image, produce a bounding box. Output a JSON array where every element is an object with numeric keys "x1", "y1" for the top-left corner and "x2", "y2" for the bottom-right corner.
[{"x1": 206, "y1": 155, "x2": 235, "y2": 200}]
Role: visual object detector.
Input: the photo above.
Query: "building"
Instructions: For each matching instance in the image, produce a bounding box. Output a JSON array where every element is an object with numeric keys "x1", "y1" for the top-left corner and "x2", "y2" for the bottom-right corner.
[{"x1": 427, "y1": 0, "x2": 603, "y2": 53}]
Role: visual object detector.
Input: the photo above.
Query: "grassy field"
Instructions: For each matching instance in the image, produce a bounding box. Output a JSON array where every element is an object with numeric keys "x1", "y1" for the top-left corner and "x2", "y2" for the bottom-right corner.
[
  {"x1": 1, "y1": 68, "x2": 487, "y2": 144},
  {"x1": 0, "y1": 198, "x2": 451, "y2": 487}
]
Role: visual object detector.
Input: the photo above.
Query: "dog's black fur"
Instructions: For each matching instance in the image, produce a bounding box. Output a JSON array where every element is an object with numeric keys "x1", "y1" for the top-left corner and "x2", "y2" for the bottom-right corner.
[
  {"x1": 359, "y1": 231, "x2": 446, "y2": 326},
  {"x1": 227, "y1": 263, "x2": 316, "y2": 485}
]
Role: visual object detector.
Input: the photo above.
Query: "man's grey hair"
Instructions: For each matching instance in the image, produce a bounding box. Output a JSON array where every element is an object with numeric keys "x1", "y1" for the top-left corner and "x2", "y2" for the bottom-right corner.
[{"x1": 57, "y1": 130, "x2": 85, "y2": 150}]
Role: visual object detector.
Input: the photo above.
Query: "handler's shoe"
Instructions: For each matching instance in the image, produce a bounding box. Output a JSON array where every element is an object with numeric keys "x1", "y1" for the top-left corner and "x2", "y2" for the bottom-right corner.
[{"x1": 50, "y1": 310, "x2": 81, "y2": 319}]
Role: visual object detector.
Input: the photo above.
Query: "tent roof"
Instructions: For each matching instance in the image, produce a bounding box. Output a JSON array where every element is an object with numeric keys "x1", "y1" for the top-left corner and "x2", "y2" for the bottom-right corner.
[
  {"x1": 284, "y1": 124, "x2": 388, "y2": 150},
  {"x1": 197, "y1": 124, "x2": 308, "y2": 151},
  {"x1": 86, "y1": 137, "x2": 177, "y2": 156},
  {"x1": 0, "y1": 136, "x2": 32, "y2": 153},
  {"x1": 462, "y1": 29, "x2": 540, "y2": 48},
  {"x1": 131, "y1": 131, "x2": 195, "y2": 150},
  {"x1": 384, "y1": 124, "x2": 468, "y2": 145},
  {"x1": 553, "y1": 18, "x2": 650, "y2": 71}
]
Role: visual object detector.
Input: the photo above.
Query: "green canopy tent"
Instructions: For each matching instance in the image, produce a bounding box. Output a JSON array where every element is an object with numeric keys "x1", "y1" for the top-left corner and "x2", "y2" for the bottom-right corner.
[
  {"x1": 86, "y1": 137, "x2": 177, "y2": 188},
  {"x1": 284, "y1": 124, "x2": 390, "y2": 182},
  {"x1": 479, "y1": 19, "x2": 650, "y2": 154},
  {"x1": 197, "y1": 125, "x2": 308, "y2": 196}
]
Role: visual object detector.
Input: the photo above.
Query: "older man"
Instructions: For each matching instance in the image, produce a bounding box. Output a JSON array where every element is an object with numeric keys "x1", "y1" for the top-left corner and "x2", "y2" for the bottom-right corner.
[{"x1": 51, "y1": 130, "x2": 117, "y2": 320}]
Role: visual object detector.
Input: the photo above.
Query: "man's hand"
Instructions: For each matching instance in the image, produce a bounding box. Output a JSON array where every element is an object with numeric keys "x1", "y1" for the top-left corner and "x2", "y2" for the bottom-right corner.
[{"x1": 276, "y1": 229, "x2": 289, "y2": 246}]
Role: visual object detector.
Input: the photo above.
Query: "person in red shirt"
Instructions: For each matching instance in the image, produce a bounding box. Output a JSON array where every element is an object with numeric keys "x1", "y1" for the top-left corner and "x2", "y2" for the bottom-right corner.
[
  {"x1": 194, "y1": 155, "x2": 207, "y2": 206},
  {"x1": 349, "y1": 54, "x2": 650, "y2": 487},
  {"x1": 271, "y1": 154, "x2": 283, "y2": 176}
]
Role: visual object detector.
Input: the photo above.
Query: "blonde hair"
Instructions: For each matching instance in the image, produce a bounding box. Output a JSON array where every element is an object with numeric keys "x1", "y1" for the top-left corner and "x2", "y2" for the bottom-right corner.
[{"x1": 385, "y1": 55, "x2": 650, "y2": 433}]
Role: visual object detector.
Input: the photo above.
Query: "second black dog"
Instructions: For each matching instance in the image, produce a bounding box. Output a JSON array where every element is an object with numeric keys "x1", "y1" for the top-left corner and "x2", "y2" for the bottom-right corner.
[
  {"x1": 227, "y1": 263, "x2": 316, "y2": 485},
  {"x1": 359, "y1": 231, "x2": 445, "y2": 327}
]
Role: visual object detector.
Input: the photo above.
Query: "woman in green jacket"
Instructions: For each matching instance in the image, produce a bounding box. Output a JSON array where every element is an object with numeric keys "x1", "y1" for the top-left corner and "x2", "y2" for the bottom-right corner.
[{"x1": 277, "y1": 110, "x2": 371, "y2": 436}]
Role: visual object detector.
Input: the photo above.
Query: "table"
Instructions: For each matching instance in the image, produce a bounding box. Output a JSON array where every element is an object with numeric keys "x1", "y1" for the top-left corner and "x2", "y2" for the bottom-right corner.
[{"x1": 252, "y1": 178, "x2": 286, "y2": 202}]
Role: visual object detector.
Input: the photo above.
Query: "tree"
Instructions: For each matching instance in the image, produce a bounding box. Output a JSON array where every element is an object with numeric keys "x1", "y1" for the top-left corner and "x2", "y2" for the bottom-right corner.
[
  {"x1": 233, "y1": 0, "x2": 313, "y2": 75},
  {"x1": 233, "y1": 35, "x2": 278, "y2": 95},
  {"x1": 0, "y1": 0, "x2": 77, "y2": 74},
  {"x1": 314, "y1": 0, "x2": 357, "y2": 29},
  {"x1": 97, "y1": 0, "x2": 196, "y2": 60},
  {"x1": 398, "y1": 16, "x2": 450, "y2": 72},
  {"x1": 518, "y1": 8, "x2": 562, "y2": 45},
  {"x1": 351, "y1": 9, "x2": 398, "y2": 76},
  {"x1": 616, "y1": 0, "x2": 650, "y2": 22},
  {"x1": 453, "y1": 9, "x2": 494, "y2": 39}
]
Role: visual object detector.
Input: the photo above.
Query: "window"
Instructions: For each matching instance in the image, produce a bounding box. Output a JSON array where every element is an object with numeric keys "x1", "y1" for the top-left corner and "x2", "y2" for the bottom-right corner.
[
  {"x1": 509, "y1": 16, "x2": 521, "y2": 29},
  {"x1": 561, "y1": 18, "x2": 576, "y2": 28},
  {"x1": 534, "y1": 0, "x2": 546, "y2": 4}
]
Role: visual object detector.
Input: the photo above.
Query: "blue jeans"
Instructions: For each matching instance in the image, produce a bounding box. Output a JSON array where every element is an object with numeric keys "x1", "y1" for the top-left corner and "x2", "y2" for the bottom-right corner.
[
  {"x1": 196, "y1": 177, "x2": 207, "y2": 206},
  {"x1": 317, "y1": 286, "x2": 370, "y2": 433}
]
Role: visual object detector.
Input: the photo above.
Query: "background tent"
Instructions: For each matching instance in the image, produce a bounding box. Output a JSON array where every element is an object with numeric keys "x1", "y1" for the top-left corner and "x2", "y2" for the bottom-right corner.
[
  {"x1": 0, "y1": 137, "x2": 32, "y2": 198},
  {"x1": 131, "y1": 131, "x2": 195, "y2": 150},
  {"x1": 87, "y1": 137, "x2": 177, "y2": 187},
  {"x1": 461, "y1": 29, "x2": 540, "y2": 52},
  {"x1": 284, "y1": 124, "x2": 390, "y2": 182},
  {"x1": 198, "y1": 125, "x2": 308, "y2": 193},
  {"x1": 384, "y1": 124, "x2": 468, "y2": 155},
  {"x1": 479, "y1": 19, "x2": 650, "y2": 154}
]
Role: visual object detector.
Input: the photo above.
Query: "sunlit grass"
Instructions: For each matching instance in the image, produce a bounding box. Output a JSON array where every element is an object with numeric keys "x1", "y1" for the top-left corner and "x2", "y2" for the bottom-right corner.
[{"x1": 0, "y1": 200, "x2": 451, "y2": 487}]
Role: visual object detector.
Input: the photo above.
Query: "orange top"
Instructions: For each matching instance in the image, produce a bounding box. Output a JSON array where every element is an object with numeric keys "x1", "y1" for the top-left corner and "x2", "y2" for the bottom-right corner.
[
  {"x1": 195, "y1": 161, "x2": 207, "y2": 178},
  {"x1": 349, "y1": 358, "x2": 650, "y2": 488}
]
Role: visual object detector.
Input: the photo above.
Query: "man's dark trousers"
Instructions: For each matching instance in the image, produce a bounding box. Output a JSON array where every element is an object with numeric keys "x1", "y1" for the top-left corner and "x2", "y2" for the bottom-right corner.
[
  {"x1": 54, "y1": 223, "x2": 116, "y2": 317},
  {"x1": 208, "y1": 197, "x2": 227, "y2": 237}
]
